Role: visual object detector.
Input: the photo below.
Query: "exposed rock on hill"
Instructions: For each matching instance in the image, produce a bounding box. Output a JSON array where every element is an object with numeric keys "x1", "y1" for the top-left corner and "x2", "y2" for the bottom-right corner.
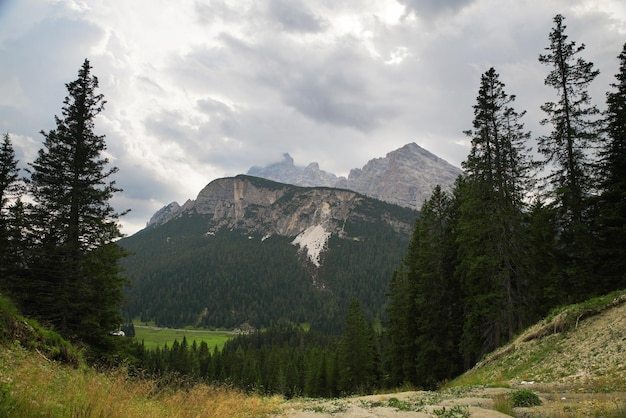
[
  {"x1": 121, "y1": 175, "x2": 418, "y2": 330},
  {"x1": 246, "y1": 143, "x2": 463, "y2": 210},
  {"x1": 147, "y1": 201, "x2": 182, "y2": 227},
  {"x1": 140, "y1": 175, "x2": 415, "y2": 269}
]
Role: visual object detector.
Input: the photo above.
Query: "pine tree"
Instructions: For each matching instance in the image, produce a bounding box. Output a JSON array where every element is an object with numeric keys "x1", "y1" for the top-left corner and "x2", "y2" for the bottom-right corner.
[
  {"x1": 0, "y1": 132, "x2": 26, "y2": 293},
  {"x1": 26, "y1": 59, "x2": 128, "y2": 347},
  {"x1": 457, "y1": 67, "x2": 533, "y2": 366},
  {"x1": 412, "y1": 185, "x2": 462, "y2": 388},
  {"x1": 383, "y1": 268, "x2": 418, "y2": 387},
  {"x1": 596, "y1": 42, "x2": 626, "y2": 290},
  {"x1": 338, "y1": 299, "x2": 378, "y2": 394},
  {"x1": 537, "y1": 14, "x2": 602, "y2": 298},
  {"x1": 0, "y1": 133, "x2": 20, "y2": 213}
]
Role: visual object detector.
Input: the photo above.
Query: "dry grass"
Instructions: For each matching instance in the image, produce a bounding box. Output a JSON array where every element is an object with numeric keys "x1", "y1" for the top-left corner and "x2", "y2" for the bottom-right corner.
[
  {"x1": 0, "y1": 347, "x2": 282, "y2": 418},
  {"x1": 452, "y1": 291, "x2": 626, "y2": 390}
]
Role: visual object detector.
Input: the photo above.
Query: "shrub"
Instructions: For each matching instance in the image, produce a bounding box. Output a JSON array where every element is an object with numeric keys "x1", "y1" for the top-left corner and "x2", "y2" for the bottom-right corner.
[
  {"x1": 433, "y1": 405, "x2": 470, "y2": 417},
  {"x1": 510, "y1": 389, "x2": 542, "y2": 407}
]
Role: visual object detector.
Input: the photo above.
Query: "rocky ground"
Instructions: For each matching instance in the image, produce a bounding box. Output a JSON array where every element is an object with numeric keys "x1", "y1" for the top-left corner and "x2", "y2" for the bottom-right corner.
[
  {"x1": 273, "y1": 293, "x2": 626, "y2": 417},
  {"x1": 273, "y1": 386, "x2": 626, "y2": 417}
]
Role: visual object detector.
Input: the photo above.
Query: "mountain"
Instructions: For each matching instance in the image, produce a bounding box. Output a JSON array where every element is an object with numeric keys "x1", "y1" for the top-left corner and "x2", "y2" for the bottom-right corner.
[
  {"x1": 247, "y1": 154, "x2": 339, "y2": 187},
  {"x1": 246, "y1": 142, "x2": 463, "y2": 210},
  {"x1": 121, "y1": 175, "x2": 418, "y2": 332}
]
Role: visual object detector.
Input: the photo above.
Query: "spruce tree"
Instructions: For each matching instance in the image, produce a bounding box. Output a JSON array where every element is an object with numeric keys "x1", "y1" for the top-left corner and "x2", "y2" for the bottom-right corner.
[
  {"x1": 596, "y1": 42, "x2": 626, "y2": 290},
  {"x1": 338, "y1": 299, "x2": 378, "y2": 394},
  {"x1": 457, "y1": 67, "x2": 533, "y2": 366},
  {"x1": 538, "y1": 14, "x2": 602, "y2": 299},
  {"x1": 384, "y1": 268, "x2": 418, "y2": 387},
  {"x1": 0, "y1": 132, "x2": 25, "y2": 293},
  {"x1": 411, "y1": 185, "x2": 462, "y2": 388},
  {"x1": 27, "y1": 59, "x2": 128, "y2": 347},
  {"x1": 0, "y1": 133, "x2": 20, "y2": 212}
]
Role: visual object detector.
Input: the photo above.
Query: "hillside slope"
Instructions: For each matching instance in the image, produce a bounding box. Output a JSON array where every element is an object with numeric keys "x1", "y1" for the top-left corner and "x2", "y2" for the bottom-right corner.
[
  {"x1": 120, "y1": 176, "x2": 418, "y2": 332},
  {"x1": 277, "y1": 291, "x2": 626, "y2": 417},
  {"x1": 455, "y1": 290, "x2": 626, "y2": 389}
]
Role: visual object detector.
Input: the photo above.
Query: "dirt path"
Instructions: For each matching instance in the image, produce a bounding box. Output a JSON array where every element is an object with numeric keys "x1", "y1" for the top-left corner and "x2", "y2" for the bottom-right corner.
[
  {"x1": 273, "y1": 389, "x2": 512, "y2": 417},
  {"x1": 272, "y1": 387, "x2": 626, "y2": 417}
]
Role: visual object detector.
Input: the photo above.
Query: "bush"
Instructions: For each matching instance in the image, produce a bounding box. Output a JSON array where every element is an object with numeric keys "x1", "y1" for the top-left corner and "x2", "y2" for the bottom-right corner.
[{"x1": 510, "y1": 389, "x2": 542, "y2": 407}]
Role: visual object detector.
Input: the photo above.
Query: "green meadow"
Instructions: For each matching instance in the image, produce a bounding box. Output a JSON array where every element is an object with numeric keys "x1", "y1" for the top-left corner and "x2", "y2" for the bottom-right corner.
[{"x1": 133, "y1": 325, "x2": 234, "y2": 351}]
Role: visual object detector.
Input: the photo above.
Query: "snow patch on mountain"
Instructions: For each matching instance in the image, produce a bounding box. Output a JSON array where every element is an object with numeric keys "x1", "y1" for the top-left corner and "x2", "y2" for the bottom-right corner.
[{"x1": 292, "y1": 224, "x2": 331, "y2": 267}]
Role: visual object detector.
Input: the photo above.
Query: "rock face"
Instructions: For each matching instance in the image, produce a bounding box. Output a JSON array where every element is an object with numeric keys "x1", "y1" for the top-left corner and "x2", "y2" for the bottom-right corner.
[
  {"x1": 246, "y1": 143, "x2": 463, "y2": 210},
  {"x1": 147, "y1": 201, "x2": 182, "y2": 227},
  {"x1": 144, "y1": 175, "x2": 415, "y2": 266},
  {"x1": 344, "y1": 143, "x2": 463, "y2": 209},
  {"x1": 147, "y1": 143, "x2": 461, "y2": 229}
]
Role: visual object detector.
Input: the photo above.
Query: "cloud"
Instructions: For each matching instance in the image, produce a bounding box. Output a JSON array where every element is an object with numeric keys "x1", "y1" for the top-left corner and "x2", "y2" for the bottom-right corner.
[
  {"x1": 266, "y1": 0, "x2": 326, "y2": 33},
  {"x1": 398, "y1": 0, "x2": 477, "y2": 19},
  {"x1": 282, "y1": 70, "x2": 397, "y2": 132},
  {"x1": 1, "y1": 0, "x2": 625, "y2": 236}
]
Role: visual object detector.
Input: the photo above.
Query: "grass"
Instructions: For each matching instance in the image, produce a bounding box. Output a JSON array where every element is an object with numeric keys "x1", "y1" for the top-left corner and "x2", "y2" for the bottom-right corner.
[
  {"x1": 492, "y1": 393, "x2": 514, "y2": 416},
  {"x1": 0, "y1": 346, "x2": 282, "y2": 418},
  {"x1": 133, "y1": 325, "x2": 233, "y2": 351}
]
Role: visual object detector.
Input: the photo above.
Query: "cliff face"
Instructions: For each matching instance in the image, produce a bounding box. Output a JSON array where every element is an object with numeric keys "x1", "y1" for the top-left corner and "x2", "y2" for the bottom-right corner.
[
  {"x1": 246, "y1": 142, "x2": 463, "y2": 210},
  {"x1": 190, "y1": 176, "x2": 363, "y2": 237},
  {"x1": 344, "y1": 143, "x2": 462, "y2": 209},
  {"x1": 144, "y1": 175, "x2": 415, "y2": 267}
]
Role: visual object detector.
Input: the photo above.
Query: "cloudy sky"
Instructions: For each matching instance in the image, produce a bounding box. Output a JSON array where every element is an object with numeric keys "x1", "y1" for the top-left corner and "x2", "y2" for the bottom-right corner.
[{"x1": 1, "y1": 0, "x2": 625, "y2": 235}]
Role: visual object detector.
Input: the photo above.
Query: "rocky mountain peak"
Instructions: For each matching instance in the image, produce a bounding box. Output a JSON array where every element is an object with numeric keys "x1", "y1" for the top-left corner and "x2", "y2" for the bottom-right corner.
[
  {"x1": 147, "y1": 143, "x2": 461, "y2": 231},
  {"x1": 346, "y1": 142, "x2": 462, "y2": 209},
  {"x1": 247, "y1": 142, "x2": 463, "y2": 210},
  {"x1": 146, "y1": 201, "x2": 182, "y2": 227},
  {"x1": 247, "y1": 154, "x2": 338, "y2": 187}
]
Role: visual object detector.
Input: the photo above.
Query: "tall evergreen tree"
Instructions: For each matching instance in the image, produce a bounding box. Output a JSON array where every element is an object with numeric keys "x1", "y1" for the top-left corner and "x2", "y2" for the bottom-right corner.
[
  {"x1": 537, "y1": 14, "x2": 602, "y2": 299},
  {"x1": 596, "y1": 42, "x2": 626, "y2": 290},
  {"x1": 0, "y1": 133, "x2": 20, "y2": 213},
  {"x1": 384, "y1": 265, "x2": 419, "y2": 387},
  {"x1": 26, "y1": 59, "x2": 128, "y2": 347},
  {"x1": 411, "y1": 185, "x2": 462, "y2": 388},
  {"x1": 0, "y1": 132, "x2": 25, "y2": 292},
  {"x1": 456, "y1": 67, "x2": 533, "y2": 366},
  {"x1": 338, "y1": 299, "x2": 378, "y2": 394}
]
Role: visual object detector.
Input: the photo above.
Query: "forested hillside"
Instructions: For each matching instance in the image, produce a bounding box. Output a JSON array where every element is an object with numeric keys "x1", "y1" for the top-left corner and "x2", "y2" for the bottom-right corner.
[{"x1": 119, "y1": 183, "x2": 417, "y2": 333}]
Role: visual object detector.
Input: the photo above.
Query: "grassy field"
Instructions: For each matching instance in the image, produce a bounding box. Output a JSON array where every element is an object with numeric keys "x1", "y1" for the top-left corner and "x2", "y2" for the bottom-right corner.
[
  {"x1": 0, "y1": 347, "x2": 282, "y2": 418},
  {"x1": 133, "y1": 325, "x2": 234, "y2": 351}
]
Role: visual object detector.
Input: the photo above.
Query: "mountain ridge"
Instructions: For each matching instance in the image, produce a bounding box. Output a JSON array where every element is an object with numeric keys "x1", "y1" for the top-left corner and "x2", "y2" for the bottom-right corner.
[
  {"x1": 247, "y1": 142, "x2": 463, "y2": 210},
  {"x1": 121, "y1": 175, "x2": 418, "y2": 331},
  {"x1": 146, "y1": 143, "x2": 461, "y2": 228}
]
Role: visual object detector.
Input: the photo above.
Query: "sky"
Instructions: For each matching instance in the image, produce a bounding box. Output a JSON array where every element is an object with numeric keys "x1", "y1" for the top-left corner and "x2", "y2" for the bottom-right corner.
[{"x1": 1, "y1": 0, "x2": 625, "y2": 236}]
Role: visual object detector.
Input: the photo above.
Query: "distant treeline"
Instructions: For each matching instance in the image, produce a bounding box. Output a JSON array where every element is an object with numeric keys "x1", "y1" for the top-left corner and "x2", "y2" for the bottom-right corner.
[
  {"x1": 119, "y1": 204, "x2": 414, "y2": 334},
  {"x1": 135, "y1": 300, "x2": 380, "y2": 398}
]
